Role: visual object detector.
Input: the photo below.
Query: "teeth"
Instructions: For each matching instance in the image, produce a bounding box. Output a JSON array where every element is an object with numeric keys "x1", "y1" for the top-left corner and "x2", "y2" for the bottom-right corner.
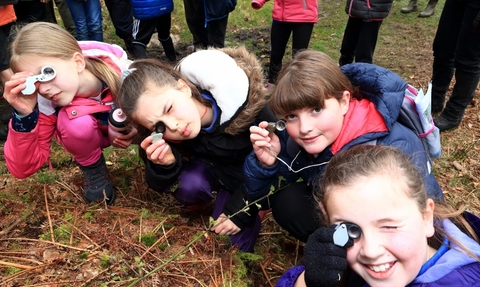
[{"x1": 369, "y1": 263, "x2": 392, "y2": 272}]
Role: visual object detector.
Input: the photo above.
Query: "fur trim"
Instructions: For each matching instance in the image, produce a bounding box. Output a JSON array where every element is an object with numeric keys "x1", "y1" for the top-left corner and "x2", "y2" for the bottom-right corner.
[
  {"x1": 177, "y1": 46, "x2": 268, "y2": 135},
  {"x1": 220, "y1": 46, "x2": 269, "y2": 135}
]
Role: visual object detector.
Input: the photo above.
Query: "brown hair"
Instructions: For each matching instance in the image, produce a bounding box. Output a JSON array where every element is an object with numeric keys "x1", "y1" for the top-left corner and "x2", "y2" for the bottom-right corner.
[
  {"x1": 270, "y1": 50, "x2": 361, "y2": 118},
  {"x1": 316, "y1": 145, "x2": 480, "y2": 260},
  {"x1": 116, "y1": 58, "x2": 209, "y2": 121},
  {"x1": 9, "y1": 22, "x2": 121, "y2": 96}
]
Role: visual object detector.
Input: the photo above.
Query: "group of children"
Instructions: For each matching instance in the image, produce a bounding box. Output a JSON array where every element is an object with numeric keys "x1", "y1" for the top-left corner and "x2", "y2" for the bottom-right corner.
[{"x1": 2, "y1": 21, "x2": 480, "y2": 284}]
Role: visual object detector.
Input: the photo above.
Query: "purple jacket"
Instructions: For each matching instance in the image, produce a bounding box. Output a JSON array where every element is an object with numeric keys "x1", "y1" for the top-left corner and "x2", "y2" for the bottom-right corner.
[{"x1": 276, "y1": 212, "x2": 480, "y2": 287}]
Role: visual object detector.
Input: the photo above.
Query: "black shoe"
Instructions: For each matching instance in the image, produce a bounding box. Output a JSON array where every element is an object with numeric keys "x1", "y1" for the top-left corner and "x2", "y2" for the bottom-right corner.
[
  {"x1": 431, "y1": 104, "x2": 443, "y2": 115},
  {"x1": 434, "y1": 115, "x2": 461, "y2": 132},
  {"x1": 78, "y1": 155, "x2": 115, "y2": 205}
]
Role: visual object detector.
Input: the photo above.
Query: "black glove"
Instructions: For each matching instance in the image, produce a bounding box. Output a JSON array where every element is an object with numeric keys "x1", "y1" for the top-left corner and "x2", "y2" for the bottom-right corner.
[{"x1": 304, "y1": 225, "x2": 354, "y2": 287}]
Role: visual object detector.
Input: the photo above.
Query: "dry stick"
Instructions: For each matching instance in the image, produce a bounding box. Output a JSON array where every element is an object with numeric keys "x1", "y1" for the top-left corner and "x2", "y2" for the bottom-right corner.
[
  {"x1": 0, "y1": 202, "x2": 37, "y2": 236},
  {"x1": 1, "y1": 263, "x2": 51, "y2": 284},
  {"x1": 0, "y1": 260, "x2": 34, "y2": 269},
  {"x1": 42, "y1": 186, "x2": 55, "y2": 243},
  {"x1": 56, "y1": 180, "x2": 83, "y2": 203},
  {"x1": 229, "y1": 252, "x2": 233, "y2": 287},
  {"x1": 259, "y1": 262, "x2": 274, "y2": 287},
  {"x1": 295, "y1": 239, "x2": 301, "y2": 264},
  {"x1": 2, "y1": 238, "x2": 91, "y2": 252},
  {"x1": 138, "y1": 227, "x2": 175, "y2": 260},
  {"x1": 162, "y1": 225, "x2": 170, "y2": 247},
  {"x1": 58, "y1": 217, "x2": 101, "y2": 249},
  {"x1": 0, "y1": 255, "x2": 43, "y2": 265}
]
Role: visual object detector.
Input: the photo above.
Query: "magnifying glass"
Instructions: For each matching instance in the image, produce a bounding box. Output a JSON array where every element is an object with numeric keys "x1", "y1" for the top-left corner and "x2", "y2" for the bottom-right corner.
[
  {"x1": 21, "y1": 66, "x2": 57, "y2": 95},
  {"x1": 151, "y1": 122, "x2": 166, "y2": 143},
  {"x1": 333, "y1": 222, "x2": 362, "y2": 247},
  {"x1": 265, "y1": 120, "x2": 286, "y2": 133}
]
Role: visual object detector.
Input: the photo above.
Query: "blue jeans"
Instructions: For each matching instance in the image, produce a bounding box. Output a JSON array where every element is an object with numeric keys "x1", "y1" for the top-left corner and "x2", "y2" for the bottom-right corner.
[{"x1": 65, "y1": 0, "x2": 103, "y2": 41}]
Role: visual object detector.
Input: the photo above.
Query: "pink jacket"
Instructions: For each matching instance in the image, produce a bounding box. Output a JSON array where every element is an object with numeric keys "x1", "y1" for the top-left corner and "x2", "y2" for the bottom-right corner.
[
  {"x1": 251, "y1": 0, "x2": 318, "y2": 23},
  {"x1": 4, "y1": 42, "x2": 131, "y2": 179}
]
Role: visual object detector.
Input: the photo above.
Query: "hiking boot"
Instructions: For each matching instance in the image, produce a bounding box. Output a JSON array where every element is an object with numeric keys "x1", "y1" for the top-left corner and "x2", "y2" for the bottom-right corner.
[
  {"x1": 78, "y1": 155, "x2": 115, "y2": 205},
  {"x1": 401, "y1": 0, "x2": 418, "y2": 13},
  {"x1": 434, "y1": 114, "x2": 461, "y2": 132},
  {"x1": 418, "y1": 0, "x2": 438, "y2": 17}
]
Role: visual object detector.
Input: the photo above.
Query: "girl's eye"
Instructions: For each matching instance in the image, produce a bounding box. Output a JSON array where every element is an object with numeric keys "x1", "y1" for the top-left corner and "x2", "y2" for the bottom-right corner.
[
  {"x1": 382, "y1": 226, "x2": 397, "y2": 230},
  {"x1": 166, "y1": 105, "x2": 172, "y2": 113},
  {"x1": 313, "y1": 108, "x2": 322, "y2": 114},
  {"x1": 285, "y1": 114, "x2": 297, "y2": 121}
]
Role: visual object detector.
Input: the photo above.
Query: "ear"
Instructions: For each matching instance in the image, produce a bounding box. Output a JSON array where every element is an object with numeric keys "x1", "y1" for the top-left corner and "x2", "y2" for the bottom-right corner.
[
  {"x1": 73, "y1": 52, "x2": 86, "y2": 73},
  {"x1": 340, "y1": 91, "x2": 351, "y2": 115},
  {"x1": 177, "y1": 79, "x2": 191, "y2": 96},
  {"x1": 423, "y1": 198, "x2": 435, "y2": 238}
]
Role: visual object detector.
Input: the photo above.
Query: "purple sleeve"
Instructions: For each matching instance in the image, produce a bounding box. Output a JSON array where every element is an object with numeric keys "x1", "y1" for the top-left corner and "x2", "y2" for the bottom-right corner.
[{"x1": 275, "y1": 265, "x2": 305, "y2": 287}]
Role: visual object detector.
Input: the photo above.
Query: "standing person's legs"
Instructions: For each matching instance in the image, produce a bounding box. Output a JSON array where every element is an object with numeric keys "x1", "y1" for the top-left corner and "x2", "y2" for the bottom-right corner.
[
  {"x1": 339, "y1": 17, "x2": 362, "y2": 66},
  {"x1": 15, "y1": 0, "x2": 46, "y2": 23},
  {"x1": 84, "y1": 0, "x2": 103, "y2": 41},
  {"x1": 131, "y1": 17, "x2": 157, "y2": 59},
  {"x1": 55, "y1": 0, "x2": 77, "y2": 38},
  {"x1": 183, "y1": 0, "x2": 208, "y2": 49},
  {"x1": 291, "y1": 22, "x2": 314, "y2": 56},
  {"x1": 156, "y1": 13, "x2": 177, "y2": 62},
  {"x1": 207, "y1": 15, "x2": 229, "y2": 48},
  {"x1": 268, "y1": 21, "x2": 293, "y2": 84},
  {"x1": 430, "y1": 0, "x2": 463, "y2": 114},
  {"x1": 104, "y1": 0, "x2": 133, "y2": 53},
  {"x1": 270, "y1": 182, "x2": 324, "y2": 242},
  {"x1": 354, "y1": 20, "x2": 382, "y2": 64},
  {"x1": 435, "y1": 1, "x2": 480, "y2": 130},
  {"x1": 65, "y1": 0, "x2": 89, "y2": 40}
]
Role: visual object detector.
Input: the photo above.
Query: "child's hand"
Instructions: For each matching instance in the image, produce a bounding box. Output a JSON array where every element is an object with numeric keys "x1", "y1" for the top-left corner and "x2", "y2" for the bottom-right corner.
[
  {"x1": 140, "y1": 136, "x2": 175, "y2": 166},
  {"x1": 249, "y1": 121, "x2": 281, "y2": 167},
  {"x1": 3, "y1": 72, "x2": 38, "y2": 116},
  {"x1": 211, "y1": 213, "x2": 241, "y2": 236},
  {"x1": 304, "y1": 225, "x2": 353, "y2": 286},
  {"x1": 111, "y1": 127, "x2": 138, "y2": 149}
]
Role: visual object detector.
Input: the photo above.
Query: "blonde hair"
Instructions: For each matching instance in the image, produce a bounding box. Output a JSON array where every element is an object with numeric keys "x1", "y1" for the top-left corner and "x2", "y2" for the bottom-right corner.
[
  {"x1": 317, "y1": 145, "x2": 480, "y2": 260},
  {"x1": 9, "y1": 22, "x2": 121, "y2": 96}
]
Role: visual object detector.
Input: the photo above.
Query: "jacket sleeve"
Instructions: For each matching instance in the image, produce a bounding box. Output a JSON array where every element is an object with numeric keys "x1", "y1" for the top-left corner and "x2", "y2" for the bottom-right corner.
[
  {"x1": 243, "y1": 136, "x2": 300, "y2": 203},
  {"x1": 143, "y1": 146, "x2": 183, "y2": 192},
  {"x1": 4, "y1": 113, "x2": 56, "y2": 179},
  {"x1": 275, "y1": 266, "x2": 305, "y2": 287},
  {"x1": 222, "y1": 184, "x2": 258, "y2": 229}
]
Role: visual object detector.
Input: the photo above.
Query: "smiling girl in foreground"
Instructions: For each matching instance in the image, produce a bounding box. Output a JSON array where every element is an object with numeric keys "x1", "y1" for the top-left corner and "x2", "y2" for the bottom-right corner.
[
  {"x1": 277, "y1": 145, "x2": 480, "y2": 287},
  {"x1": 3, "y1": 22, "x2": 134, "y2": 205},
  {"x1": 116, "y1": 47, "x2": 276, "y2": 252}
]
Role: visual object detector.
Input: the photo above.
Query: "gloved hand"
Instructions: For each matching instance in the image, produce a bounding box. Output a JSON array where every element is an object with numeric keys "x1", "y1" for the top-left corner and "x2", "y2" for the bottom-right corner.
[{"x1": 304, "y1": 225, "x2": 354, "y2": 287}]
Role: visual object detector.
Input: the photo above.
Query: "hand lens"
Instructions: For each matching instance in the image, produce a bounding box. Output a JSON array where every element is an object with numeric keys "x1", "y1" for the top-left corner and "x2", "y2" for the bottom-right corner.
[
  {"x1": 265, "y1": 120, "x2": 286, "y2": 133},
  {"x1": 333, "y1": 222, "x2": 362, "y2": 247},
  {"x1": 151, "y1": 122, "x2": 166, "y2": 144},
  {"x1": 22, "y1": 66, "x2": 57, "y2": 95}
]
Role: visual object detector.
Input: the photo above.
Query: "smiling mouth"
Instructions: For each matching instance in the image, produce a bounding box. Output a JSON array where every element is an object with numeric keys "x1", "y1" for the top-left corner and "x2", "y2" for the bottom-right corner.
[{"x1": 368, "y1": 262, "x2": 395, "y2": 273}]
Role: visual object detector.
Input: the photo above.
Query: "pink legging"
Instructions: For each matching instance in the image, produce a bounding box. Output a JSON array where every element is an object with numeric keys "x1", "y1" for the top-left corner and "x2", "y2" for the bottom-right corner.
[{"x1": 55, "y1": 108, "x2": 110, "y2": 166}]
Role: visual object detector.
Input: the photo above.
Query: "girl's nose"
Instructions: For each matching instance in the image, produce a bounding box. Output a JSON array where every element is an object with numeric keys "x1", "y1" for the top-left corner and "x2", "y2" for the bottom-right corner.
[
  {"x1": 162, "y1": 117, "x2": 178, "y2": 132},
  {"x1": 298, "y1": 115, "x2": 314, "y2": 134},
  {"x1": 37, "y1": 82, "x2": 50, "y2": 95},
  {"x1": 358, "y1": 233, "x2": 385, "y2": 259}
]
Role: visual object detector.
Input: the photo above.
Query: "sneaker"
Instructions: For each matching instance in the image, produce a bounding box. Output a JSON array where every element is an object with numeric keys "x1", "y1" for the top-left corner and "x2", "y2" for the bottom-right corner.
[
  {"x1": 78, "y1": 155, "x2": 115, "y2": 205},
  {"x1": 434, "y1": 115, "x2": 461, "y2": 132}
]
